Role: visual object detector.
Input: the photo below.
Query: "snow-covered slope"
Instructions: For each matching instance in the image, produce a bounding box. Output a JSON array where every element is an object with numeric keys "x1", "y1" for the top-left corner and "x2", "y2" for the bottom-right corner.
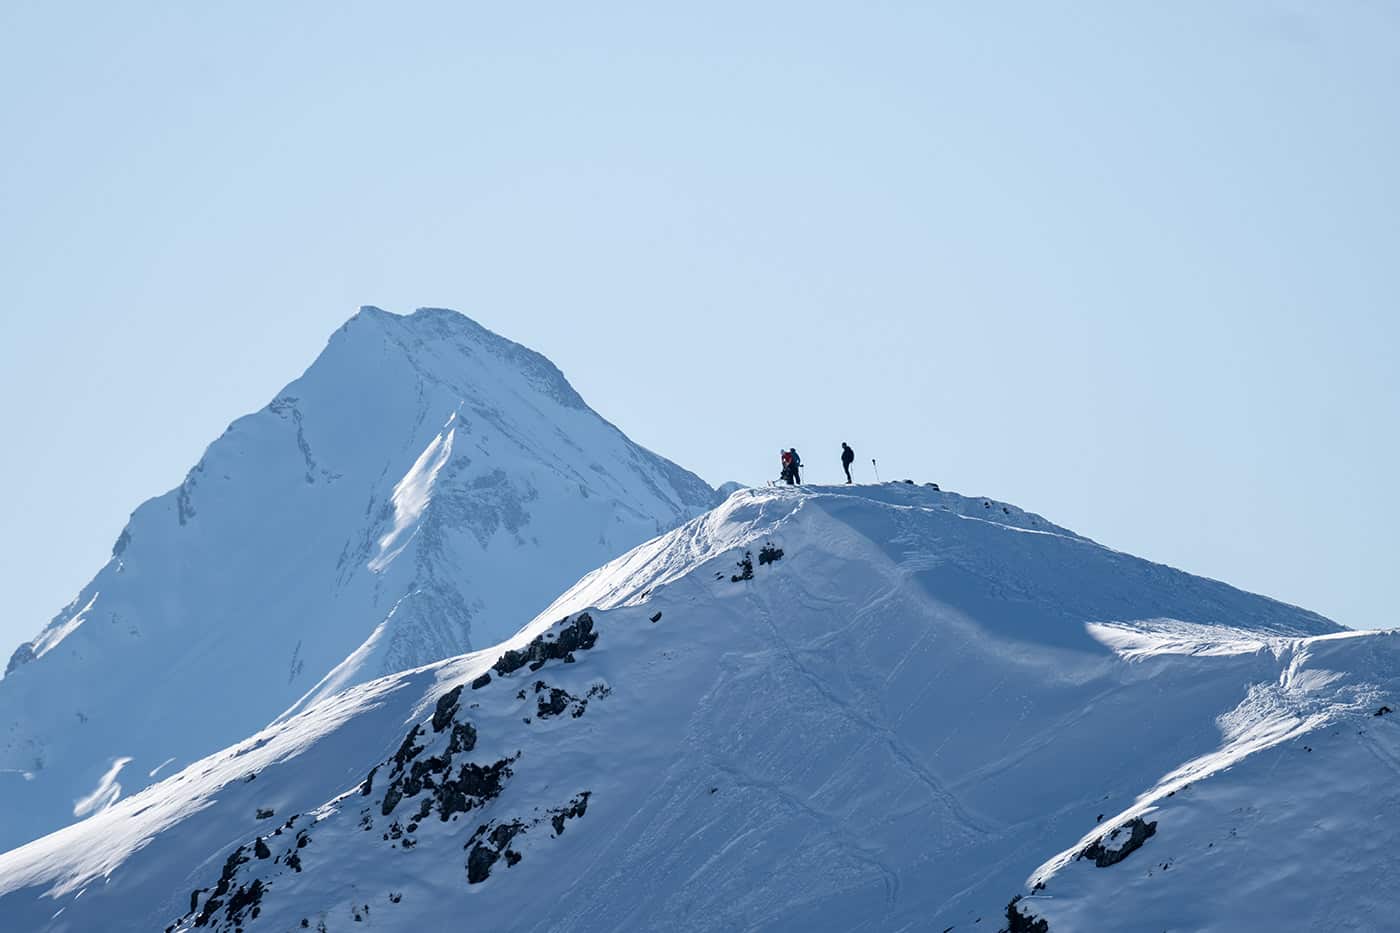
[
  {"x1": 3, "y1": 484, "x2": 1382, "y2": 933},
  {"x1": 0, "y1": 307, "x2": 716, "y2": 853}
]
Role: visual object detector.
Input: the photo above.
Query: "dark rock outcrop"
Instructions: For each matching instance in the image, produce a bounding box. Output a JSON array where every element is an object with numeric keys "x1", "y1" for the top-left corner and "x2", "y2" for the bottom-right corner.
[
  {"x1": 437, "y1": 756, "x2": 517, "y2": 821},
  {"x1": 432, "y1": 686, "x2": 464, "y2": 731},
  {"x1": 192, "y1": 845, "x2": 250, "y2": 927},
  {"x1": 392, "y1": 725, "x2": 424, "y2": 771},
  {"x1": 1001, "y1": 894, "x2": 1049, "y2": 933},
  {"x1": 463, "y1": 788, "x2": 592, "y2": 885},
  {"x1": 466, "y1": 820, "x2": 525, "y2": 884},
  {"x1": 550, "y1": 792, "x2": 591, "y2": 836},
  {"x1": 1080, "y1": 816, "x2": 1158, "y2": 867},
  {"x1": 494, "y1": 613, "x2": 597, "y2": 676}
]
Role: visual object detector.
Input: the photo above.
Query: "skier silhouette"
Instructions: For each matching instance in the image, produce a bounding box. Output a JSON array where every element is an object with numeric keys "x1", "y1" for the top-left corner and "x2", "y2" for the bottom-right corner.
[
  {"x1": 787, "y1": 448, "x2": 802, "y2": 485},
  {"x1": 780, "y1": 449, "x2": 794, "y2": 485},
  {"x1": 840, "y1": 443, "x2": 855, "y2": 483}
]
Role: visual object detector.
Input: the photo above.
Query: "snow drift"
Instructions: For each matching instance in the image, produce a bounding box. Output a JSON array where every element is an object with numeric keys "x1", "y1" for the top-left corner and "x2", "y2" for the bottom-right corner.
[{"x1": 2, "y1": 484, "x2": 1387, "y2": 933}]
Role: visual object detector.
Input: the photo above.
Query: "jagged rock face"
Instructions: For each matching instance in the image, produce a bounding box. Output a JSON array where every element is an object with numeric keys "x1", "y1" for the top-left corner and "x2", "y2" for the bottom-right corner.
[{"x1": 0, "y1": 307, "x2": 716, "y2": 852}]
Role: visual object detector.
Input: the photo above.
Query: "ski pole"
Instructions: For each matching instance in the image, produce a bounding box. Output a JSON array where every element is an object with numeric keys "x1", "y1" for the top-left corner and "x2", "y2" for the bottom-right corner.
[{"x1": 872, "y1": 458, "x2": 881, "y2": 482}]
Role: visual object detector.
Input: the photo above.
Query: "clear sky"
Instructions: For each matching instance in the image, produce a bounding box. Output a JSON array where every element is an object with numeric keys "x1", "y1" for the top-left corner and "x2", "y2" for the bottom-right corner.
[{"x1": 1, "y1": 1, "x2": 1396, "y2": 660}]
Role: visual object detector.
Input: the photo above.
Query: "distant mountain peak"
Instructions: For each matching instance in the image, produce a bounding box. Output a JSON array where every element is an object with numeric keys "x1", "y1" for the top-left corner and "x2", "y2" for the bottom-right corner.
[{"x1": 0, "y1": 305, "x2": 715, "y2": 852}]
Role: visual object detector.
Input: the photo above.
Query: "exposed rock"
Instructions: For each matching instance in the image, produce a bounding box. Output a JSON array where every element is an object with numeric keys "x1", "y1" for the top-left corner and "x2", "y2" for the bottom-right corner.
[
  {"x1": 193, "y1": 845, "x2": 249, "y2": 927},
  {"x1": 731, "y1": 552, "x2": 754, "y2": 582},
  {"x1": 446, "y1": 721, "x2": 478, "y2": 756},
  {"x1": 471, "y1": 672, "x2": 492, "y2": 689},
  {"x1": 1001, "y1": 894, "x2": 1049, "y2": 933},
  {"x1": 757, "y1": 544, "x2": 784, "y2": 566},
  {"x1": 437, "y1": 756, "x2": 517, "y2": 821},
  {"x1": 466, "y1": 819, "x2": 526, "y2": 884},
  {"x1": 381, "y1": 783, "x2": 403, "y2": 817},
  {"x1": 463, "y1": 788, "x2": 591, "y2": 885},
  {"x1": 536, "y1": 685, "x2": 575, "y2": 719},
  {"x1": 222, "y1": 878, "x2": 265, "y2": 926},
  {"x1": 493, "y1": 613, "x2": 597, "y2": 676},
  {"x1": 649, "y1": 612, "x2": 662, "y2": 623},
  {"x1": 466, "y1": 841, "x2": 498, "y2": 885},
  {"x1": 549, "y1": 792, "x2": 591, "y2": 836},
  {"x1": 432, "y1": 685, "x2": 464, "y2": 731},
  {"x1": 392, "y1": 725, "x2": 424, "y2": 771},
  {"x1": 1080, "y1": 816, "x2": 1157, "y2": 867}
]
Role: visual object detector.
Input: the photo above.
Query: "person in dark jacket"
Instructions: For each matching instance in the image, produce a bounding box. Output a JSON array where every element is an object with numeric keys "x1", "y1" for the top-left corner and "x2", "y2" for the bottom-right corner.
[
  {"x1": 787, "y1": 448, "x2": 802, "y2": 485},
  {"x1": 780, "y1": 449, "x2": 794, "y2": 485},
  {"x1": 840, "y1": 443, "x2": 855, "y2": 483}
]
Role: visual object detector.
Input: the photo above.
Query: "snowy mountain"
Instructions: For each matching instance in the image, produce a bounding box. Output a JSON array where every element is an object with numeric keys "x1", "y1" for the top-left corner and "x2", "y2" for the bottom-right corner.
[
  {"x1": 0, "y1": 306, "x2": 716, "y2": 853},
  {"x1": 3, "y1": 484, "x2": 1385, "y2": 933}
]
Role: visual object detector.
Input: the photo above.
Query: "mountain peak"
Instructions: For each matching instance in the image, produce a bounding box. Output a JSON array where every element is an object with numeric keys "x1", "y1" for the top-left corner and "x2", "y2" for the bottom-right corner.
[
  {"x1": 0, "y1": 307, "x2": 715, "y2": 852},
  {"x1": 321, "y1": 305, "x2": 587, "y2": 412}
]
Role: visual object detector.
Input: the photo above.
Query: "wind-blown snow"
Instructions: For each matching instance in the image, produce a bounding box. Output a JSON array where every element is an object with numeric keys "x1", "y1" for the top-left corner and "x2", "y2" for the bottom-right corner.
[
  {"x1": 370, "y1": 416, "x2": 455, "y2": 572},
  {"x1": 1, "y1": 484, "x2": 1383, "y2": 933},
  {"x1": 0, "y1": 307, "x2": 716, "y2": 853},
  {"x1": 71, "y1": 756, "x2": 132, "y2": 819}
]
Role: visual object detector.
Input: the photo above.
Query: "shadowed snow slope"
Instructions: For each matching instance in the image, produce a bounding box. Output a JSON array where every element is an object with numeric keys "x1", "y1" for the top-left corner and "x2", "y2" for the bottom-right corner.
[
  {"x1": 0, "y1": 306, "x2": 716, "y2": 852},
  {"x1": 3, "y1": 485, "x2": 1387, "y2": 933}
]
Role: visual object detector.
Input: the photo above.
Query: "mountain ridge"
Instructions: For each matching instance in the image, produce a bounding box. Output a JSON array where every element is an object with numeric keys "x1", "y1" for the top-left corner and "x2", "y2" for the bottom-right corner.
[
  {"x1": 1, "y1": 484, "x2": 1378, "y2": 933},
  {"x1": 0, "y1": 306, "x2": 717, "y2": 853}
]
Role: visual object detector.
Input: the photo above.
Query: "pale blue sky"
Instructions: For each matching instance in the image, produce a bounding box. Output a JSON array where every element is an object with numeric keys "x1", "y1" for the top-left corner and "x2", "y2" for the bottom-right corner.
[{"x1": 1, "y1": 1, "x2": 1396, "y2": 659}]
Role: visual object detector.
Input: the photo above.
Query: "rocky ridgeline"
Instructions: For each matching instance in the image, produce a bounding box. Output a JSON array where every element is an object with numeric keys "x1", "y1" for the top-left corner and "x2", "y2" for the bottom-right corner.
[
  {"x1": 165, "y1": 612, "x2": 607, "y2": 932},
  {"x1": 162, "y1": 547, "x2": 795, "y2": 932}
]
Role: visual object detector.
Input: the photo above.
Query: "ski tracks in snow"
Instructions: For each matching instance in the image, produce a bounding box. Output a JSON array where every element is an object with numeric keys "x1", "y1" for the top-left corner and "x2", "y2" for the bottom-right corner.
[{"x1": 752, "y1": 570, "x2": 994, "y2": 840}]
